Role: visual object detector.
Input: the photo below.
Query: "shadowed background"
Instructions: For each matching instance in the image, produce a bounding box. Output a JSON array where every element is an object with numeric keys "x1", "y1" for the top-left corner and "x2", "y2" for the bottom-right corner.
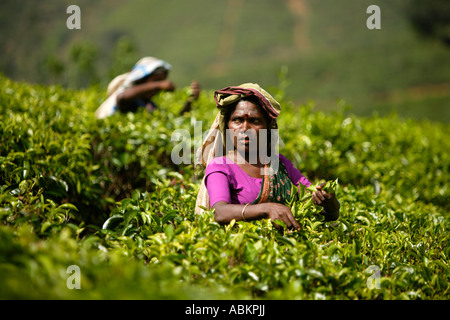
[{"x1": 1, "y1": 0, "x2": 449, "y2": 121}]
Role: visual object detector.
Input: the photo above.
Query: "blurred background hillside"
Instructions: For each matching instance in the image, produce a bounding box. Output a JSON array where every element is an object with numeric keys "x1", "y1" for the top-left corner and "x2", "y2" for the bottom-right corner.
[{"x1": 1, "y1": 0, "x2": 449, "y2": 122}]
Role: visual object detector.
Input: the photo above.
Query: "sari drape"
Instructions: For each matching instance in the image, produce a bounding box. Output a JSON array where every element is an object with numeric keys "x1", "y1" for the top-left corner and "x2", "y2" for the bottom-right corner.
[{"x1": 250, "y1": 161, "x2": 295, "y2": 206}]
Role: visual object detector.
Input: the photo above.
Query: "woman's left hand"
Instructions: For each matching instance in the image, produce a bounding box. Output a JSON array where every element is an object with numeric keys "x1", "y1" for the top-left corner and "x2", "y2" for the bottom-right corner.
[
  {"x1": 312, "y1": 182, "x2": 340, "y2": 215},
  {"x1": 189, "y1": 81, "x2": 200, "y2": 100}
]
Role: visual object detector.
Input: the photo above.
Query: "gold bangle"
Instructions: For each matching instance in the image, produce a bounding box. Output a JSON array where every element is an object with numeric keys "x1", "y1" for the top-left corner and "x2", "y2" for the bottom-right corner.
[{"x1": 242, "y1": 203, "x2": 249, "y2": 222}]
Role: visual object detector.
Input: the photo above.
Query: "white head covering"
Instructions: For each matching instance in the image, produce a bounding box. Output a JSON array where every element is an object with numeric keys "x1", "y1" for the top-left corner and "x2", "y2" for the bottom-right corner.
[{"x1": 95, "y1": 57, "x2": 172, "y2": 119}]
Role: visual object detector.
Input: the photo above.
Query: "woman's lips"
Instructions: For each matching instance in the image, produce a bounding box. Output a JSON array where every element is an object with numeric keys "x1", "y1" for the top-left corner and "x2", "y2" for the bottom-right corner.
[{"x1": 238, "y1": 137, "x2": 256, "y2": 147}]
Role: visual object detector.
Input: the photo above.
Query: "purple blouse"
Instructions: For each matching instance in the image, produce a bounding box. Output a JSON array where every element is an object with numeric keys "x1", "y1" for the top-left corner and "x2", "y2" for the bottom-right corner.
[{"x1": 204, "y1": 154, "x2": 311, "y2": 208}]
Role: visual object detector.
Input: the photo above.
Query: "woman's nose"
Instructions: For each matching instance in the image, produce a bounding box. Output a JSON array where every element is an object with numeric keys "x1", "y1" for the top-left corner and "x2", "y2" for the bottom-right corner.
[{"x1": 242, "y1": 120, "x2": 249, "y2": 132}]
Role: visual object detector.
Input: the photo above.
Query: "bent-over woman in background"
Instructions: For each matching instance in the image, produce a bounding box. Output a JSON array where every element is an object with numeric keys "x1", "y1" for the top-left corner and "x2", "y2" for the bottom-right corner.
[{"x1": 95, "y1": 57, "x2": 199, "y2": 119}]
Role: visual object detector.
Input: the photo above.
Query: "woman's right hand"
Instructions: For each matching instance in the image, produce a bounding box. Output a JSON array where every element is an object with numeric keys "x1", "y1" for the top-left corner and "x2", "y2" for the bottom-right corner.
[
  {"x1": 158, "y1": 80, "x2": 175, "y2": 92},
  {"x1": 263, "y1": 202, "x2": 301, "y2": 231}
]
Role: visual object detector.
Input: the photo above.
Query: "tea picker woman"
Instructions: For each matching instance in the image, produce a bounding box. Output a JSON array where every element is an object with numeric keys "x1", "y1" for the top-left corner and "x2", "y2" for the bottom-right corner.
[
  {"x1": 95, "y1": 57, "x2": 200, "y2": 119},
  {"x1": 195, "y1": 83, "x2": 340, "y2": 230}
]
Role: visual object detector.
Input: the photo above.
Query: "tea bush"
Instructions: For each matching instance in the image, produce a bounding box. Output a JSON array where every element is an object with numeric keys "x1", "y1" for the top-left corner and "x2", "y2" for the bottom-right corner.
[{"x1": 0, "y1": 74, "x2": 448, "y2": 299}]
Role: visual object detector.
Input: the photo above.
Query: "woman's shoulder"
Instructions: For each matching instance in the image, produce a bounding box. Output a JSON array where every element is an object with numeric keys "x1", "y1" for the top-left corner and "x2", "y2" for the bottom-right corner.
[
  {"x1": 278, "y1": 153, "x2": 293, "y2": 167},
  {"x1": 277, "y1": 153, "x2": 300, "y2": 175},
  {"x1": 277, "y1": 153, "x2": 311, "y2": 187}
]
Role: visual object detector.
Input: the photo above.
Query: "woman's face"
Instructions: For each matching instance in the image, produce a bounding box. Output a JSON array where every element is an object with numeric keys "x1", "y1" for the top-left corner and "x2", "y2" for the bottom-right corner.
[
  {"x1": 227, "y1": 99, "x2": 269, "y2": 157},
  {"x1": 135, "y1": 70, "x2": 168, "y2": 85}
]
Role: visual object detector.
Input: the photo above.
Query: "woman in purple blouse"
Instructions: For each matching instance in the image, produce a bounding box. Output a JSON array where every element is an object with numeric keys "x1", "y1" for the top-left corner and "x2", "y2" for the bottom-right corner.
[{"x1": 195, "y1": 83, "x2": 340, "y2": 231}]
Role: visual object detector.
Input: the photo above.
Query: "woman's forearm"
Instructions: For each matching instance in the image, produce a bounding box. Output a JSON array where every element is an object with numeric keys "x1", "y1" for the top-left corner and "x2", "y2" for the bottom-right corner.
[
  {"x1": 213, "y1": 202, "x2": 269, "y2": 225},
  {"x1": 117, "y1": 81, "x2": 163, "y2": 104},
  {"x1": 214, "y1": 201, "x2": 301, "y2": 231}
]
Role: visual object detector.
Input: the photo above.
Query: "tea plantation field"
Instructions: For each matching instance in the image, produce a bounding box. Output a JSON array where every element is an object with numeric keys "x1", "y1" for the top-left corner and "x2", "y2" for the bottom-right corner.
[{"x1": 0, "y1": 75, "x2": 448, "y2": 300}]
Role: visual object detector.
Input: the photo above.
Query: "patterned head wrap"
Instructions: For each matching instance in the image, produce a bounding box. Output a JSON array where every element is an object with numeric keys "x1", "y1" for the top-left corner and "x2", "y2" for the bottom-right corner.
[{"x1": 214, "y1": 83, "x2": 280, "y2": 119}]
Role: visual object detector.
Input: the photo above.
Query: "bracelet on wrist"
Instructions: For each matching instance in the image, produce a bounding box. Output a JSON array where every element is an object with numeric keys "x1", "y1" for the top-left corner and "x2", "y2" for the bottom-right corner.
[{"x1": 242, "y1": 203, "x2": 249, "y2": 222}]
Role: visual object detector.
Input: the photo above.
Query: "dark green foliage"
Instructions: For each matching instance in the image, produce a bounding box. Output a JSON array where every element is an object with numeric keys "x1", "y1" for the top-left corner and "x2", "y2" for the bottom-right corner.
[
  {"x1": 407, "y1": 0, "x2": 450, "y2": 45},
  {"x1": 0, "y1": 75, "x2": 448, "y2": 299}
]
